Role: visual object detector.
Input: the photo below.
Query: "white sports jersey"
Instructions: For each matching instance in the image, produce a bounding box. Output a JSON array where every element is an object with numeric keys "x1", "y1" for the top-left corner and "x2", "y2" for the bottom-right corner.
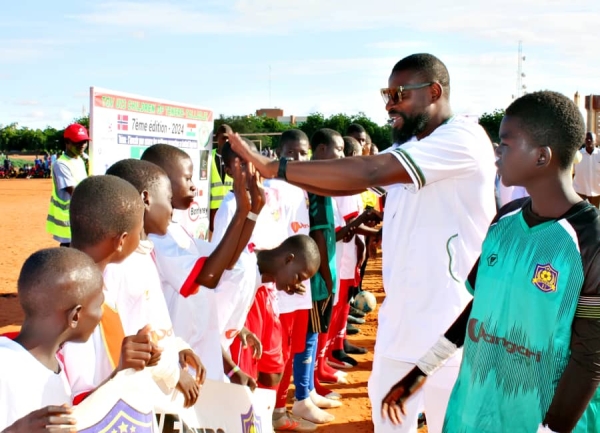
[
  {"x1": 264, "y1": 179, "x2": 312, "y2": 314},
  {"x1": 378, "y1": 116, "x2": 496, "y2": 364},
  {"x1": 150, "y1": 222, "x2": 224, "y2": 381},
  {"x1": 573, "y1": 148, "x2": 600, "y2": 197},
  {"x1": 333, "y1": 195, "x2": 361, "y2": 280},
  {"x1": 62, "y1": 241, "x2": 191, "y2": 400},
  {"x1": 0, "y1": 337, "x2": 71, "y2": 430}
]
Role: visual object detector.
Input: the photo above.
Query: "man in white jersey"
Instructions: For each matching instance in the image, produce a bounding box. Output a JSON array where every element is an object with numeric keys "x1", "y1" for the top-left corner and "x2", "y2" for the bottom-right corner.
[{"x1": 229, "y1": 53, "x2": 496, "y2": 433}]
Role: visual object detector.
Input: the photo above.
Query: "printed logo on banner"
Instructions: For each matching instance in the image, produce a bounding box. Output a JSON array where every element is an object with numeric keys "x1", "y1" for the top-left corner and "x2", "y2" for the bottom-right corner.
[
  {"x1": 118, "y1": 114, "x2": 129, "y2": 131},
  {"x1": 241, "y1": 405, "x2": 263, "y2": 433},
  {"x1": 77, "y1": 399, "x2": 154, "y2": 433}
]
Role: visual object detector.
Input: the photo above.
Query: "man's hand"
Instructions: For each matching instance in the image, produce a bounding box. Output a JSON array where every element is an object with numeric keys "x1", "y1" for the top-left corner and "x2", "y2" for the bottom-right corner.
[
  {"x1": 230, "y1": 368, "x2": 258, "y2": 392},
  {"x1": 176, "y1": 370, "x2": 200, "y2": 408},
  {"x1": 229, "y1": 133, "x2": 279, "y2": 179},
  {"x1": 248, "y1": 163, "x2": 266, "y2": 214},
  {"x1": 381, "y1": 367, "x2": 427, "y2": 425},
  {"x1": 282, "y1": 281, "x2": 306, "y2": 296},
  {"x1": 238, "y1": 327, "x2": 263, "y2": 360},
  {"x1": 230, "y1": 158, "x2": 250, "y2": 214},
  {"x1": 118, "y1": 324, "x2": 162, "y2": 372},
  {"x1": 3, "y1": 405, "x2": 76, "y2": 432},
  {"x1": 179, "y1": 349, "x2": 206, "y2": 386}
]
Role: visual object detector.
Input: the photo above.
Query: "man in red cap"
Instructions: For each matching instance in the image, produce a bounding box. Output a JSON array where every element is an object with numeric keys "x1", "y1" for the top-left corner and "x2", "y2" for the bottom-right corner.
[{"x1": 46, "y1": 123, "x2": 90, "y2": 246}]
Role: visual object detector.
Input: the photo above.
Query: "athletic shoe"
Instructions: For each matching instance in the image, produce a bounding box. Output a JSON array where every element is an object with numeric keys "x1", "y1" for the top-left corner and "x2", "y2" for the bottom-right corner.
[
  {"x1": 347, "y1": 315, "x2": 365, "y2": 325},
  {"x1": 349, "y1": 306, "x2": 366, "y2": 318},
  {"x1": 332, "y1": 350, "x2": 358, "y2": 367},
  {"x1": 273, "y1": 411, "x2": 317, "y2": 432},
  {"x1": 344, "y1": 340, "x2": 368, "y2": 355},
  {"x1": 346, "y1": 324, "x2": 360, "y2": 335}
]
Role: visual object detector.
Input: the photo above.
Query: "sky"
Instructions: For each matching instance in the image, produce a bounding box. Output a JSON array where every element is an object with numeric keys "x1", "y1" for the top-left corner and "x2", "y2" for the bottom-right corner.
[{"x1": 0, "y1": 0, "x2": 598, "y2": 130}]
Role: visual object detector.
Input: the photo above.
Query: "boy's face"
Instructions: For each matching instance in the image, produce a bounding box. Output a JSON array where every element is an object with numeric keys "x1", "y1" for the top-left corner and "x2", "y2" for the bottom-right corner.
[
  {"x1": 274, "y1": 255, "x2": 319, "y2": 294},
  {"x1": 280, "y1": 139, "x2": 310, "y2": 162},
  {"x1": 314, "y1": 136, "x2": 345, "y2": 161},
  {"x1": 112, "y1": 210, "x2": 144, "y2": 263},
  {"x1": 496, "y1": 115, "x2": 543, "y2": 187},
  {"x1": 169, "y1": 156, "x2": 197, "y2": 210},
  {"x1": 145, "y1": 175, "x2": 173, "y2": 236},
  {"x1": 225, "y1": 157, "x2": 251, "y2": 189},
  {"x1": 70, "y1": 281, "x2": 105, "y2": 343}
]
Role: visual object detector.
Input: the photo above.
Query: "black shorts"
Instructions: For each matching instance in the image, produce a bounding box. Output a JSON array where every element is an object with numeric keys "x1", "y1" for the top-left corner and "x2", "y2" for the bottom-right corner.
[{"x1": 308, "y1": 296, "x2": 334, "y2": 334}]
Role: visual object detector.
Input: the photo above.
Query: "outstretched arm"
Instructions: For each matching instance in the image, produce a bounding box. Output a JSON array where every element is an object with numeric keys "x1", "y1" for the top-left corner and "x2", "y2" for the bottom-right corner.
[{"x1": 229, "y1": 133, "x2": 411, "y2": 192}]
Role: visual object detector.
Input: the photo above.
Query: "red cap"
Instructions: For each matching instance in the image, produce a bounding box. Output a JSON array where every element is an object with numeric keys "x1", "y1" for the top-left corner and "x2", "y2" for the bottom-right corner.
[{"x1": 64, "y1": 124, "x2": 90, "y2": 142}]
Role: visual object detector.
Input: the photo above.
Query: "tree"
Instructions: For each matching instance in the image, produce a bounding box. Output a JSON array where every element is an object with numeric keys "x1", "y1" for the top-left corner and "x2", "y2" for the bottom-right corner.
[{"x1": 478, "y1": 109, "x2": 505, "y2": 144}]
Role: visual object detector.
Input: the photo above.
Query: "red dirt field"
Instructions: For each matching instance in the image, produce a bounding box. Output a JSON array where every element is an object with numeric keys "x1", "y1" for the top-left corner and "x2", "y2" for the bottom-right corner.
[{"x1": 0, "y1": 178, "x2": 425, "y2": 432}]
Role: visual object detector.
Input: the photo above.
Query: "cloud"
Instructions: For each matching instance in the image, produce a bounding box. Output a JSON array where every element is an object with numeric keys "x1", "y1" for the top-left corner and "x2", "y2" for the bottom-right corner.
[{"x1": 14, "y1": 100, "x2": 39, "y2": 106}]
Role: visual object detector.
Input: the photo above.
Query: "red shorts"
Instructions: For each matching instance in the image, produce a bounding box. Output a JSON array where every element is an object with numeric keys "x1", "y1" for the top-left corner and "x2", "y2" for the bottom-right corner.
[
  {"x1": 279, "y1": 309, "x2": 309, "y2": 361},
  {"x1": 230, "y1": 285, "x2": 284, "y2": 379}
]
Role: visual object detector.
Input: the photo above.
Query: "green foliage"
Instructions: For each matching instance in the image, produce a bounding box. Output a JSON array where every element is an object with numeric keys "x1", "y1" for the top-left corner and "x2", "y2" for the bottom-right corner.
[
  {"x1": 478, "y1": 109, "x2": 505, "y2": 144},
  {"x1": 1, "y1": 112, "x2": 393, "y2": 153}
]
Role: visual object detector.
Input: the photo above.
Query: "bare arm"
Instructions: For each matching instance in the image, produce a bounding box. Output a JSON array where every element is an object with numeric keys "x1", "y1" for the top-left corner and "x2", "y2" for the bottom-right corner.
[{"x1": 229, "y1": 133, "x2": 411, "y2": 191}]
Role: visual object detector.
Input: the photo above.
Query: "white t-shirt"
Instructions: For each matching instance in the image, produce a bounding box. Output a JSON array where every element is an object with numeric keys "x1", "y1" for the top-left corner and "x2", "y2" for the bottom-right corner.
[
  {"x1": 62, "y1": 241, "x2": 190, "y2": 400},
  {"x1": 150, "y1": 223, "x2": 224, "y2": 381},
  {"x1": 0, "y1": 337, "x2": 71, "y2": 430},
  {"x1": 378, "y1": 116, "x2": 496, "y2": 365},
  {"x1": 333, "y1": 195, "x2": 361, "y2": 280},
  {"x1": 573, "y1": 148, "x2": 600, "y2": 197},
  {"x1": 264, "y1": 179, "x2": 313, "y2": 314}
]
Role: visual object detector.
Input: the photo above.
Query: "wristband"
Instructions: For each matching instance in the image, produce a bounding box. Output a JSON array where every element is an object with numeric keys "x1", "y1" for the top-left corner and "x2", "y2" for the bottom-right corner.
[
  {"x1": 416, "y1": 336, "x2": 458, "y2": 376},
  {"x1": 277, "y1": 157, "x2": 288, "y2": 180},
  {"x1": 247, "y1": 212, "x2": 258, "y2": 221},
  {"x1": 227, "y1": 365, "x2": 240, "y2": 378}
]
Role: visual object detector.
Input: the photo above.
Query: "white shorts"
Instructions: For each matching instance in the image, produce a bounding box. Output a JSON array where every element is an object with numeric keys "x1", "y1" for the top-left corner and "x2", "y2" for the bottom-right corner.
[{"x1": 368, "y1": 355, "x2": 460, "y2": 433}]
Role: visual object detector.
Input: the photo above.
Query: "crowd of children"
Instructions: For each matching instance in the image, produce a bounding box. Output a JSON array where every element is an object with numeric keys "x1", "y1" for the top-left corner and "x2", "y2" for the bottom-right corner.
[{"x1": 0, "y1": 119, "x2": 383, "y2": 433}]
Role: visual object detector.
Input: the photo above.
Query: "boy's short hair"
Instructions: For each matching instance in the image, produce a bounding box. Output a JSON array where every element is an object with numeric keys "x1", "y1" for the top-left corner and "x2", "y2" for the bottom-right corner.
[
  {"x1": 222, "y1": 137, "x2": 258, "y2": 167},
  {"x1": 18, "y1": 247, "x2": 103, "y2": 318},
  {"x1": 347, "y1": 123, "x2": 366, "y2": 136},
  {"x1": 279, "y1": 234, "x2": 320, "y2": 269},
  {"x1": 506, "y1": 91, "x2": 585, "y2": 170},
  {"x1": 70, "y1": 175, "x2": 144, "y2": 247},
  {"x1": 280, "y1": 129, "x2": 309, "y2": 148},
  {"x1": 310, "y1": 128, "x2": 342, "y2": 151},
  {"x1": 106, "y1": 158, "x2": 168, "y2": 194},
  {"x1": 140, "y1": 143, "x2": 191, "y2": 172},
  {"x1": 343, "y1": 136, "x2": 362, "y2": 157}
]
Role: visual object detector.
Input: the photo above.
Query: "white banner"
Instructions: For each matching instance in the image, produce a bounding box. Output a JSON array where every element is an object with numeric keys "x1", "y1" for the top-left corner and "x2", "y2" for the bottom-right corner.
[
  {"x1": 73, "y1": 371, "x2": 275, "y2": 433},
  {"x1": 89, "y1": 87, "x2": 213, "y2": 240}
]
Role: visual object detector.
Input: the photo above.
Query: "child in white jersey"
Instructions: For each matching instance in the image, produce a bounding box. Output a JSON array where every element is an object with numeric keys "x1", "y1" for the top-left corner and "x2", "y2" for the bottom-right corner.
[
  {"x1": 0, "y1": 248, "x2": 104, "y2": 432},
  {"x1": 141, "y1": 144, "x2": 263, "y2": 387}
]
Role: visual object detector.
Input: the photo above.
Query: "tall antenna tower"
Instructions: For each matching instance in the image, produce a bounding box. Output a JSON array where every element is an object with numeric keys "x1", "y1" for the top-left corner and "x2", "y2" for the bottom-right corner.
[{"x1": 513, "y1": 40, "x2": 526, "y2": 99}]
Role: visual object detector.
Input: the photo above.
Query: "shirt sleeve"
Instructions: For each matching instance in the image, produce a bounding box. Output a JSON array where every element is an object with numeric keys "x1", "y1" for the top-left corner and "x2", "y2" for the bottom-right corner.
[
  {"x1": 60, "y1": 337, "x2": 98, "y2": 405},
  {"x1": 152, "y1": 233, "x2": 210, "y2": 298},
  {"x1": 389, "y1": 122, "x2": 487, "y2": 192},
  {"x1": 52, "y1": 160, "x2": 76, "y2": 191},
  {"x1": 309, "y1": 193, "x2": 330, "y2": 232}
]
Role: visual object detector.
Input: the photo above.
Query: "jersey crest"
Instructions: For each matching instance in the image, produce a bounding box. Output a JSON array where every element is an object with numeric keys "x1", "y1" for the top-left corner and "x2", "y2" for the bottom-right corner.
[{"x1": 532, "y1": 263, "x2": 559, "y2": 293}]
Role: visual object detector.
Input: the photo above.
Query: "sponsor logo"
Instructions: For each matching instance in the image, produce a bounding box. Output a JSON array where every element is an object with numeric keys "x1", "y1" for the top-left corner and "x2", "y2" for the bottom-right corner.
[
  {"x1": 467, "y1": 319, "x2": 542, "y2": 362},
  {"x1": 241, "y1": 406, "x2": 262, "y2": 433},
  {"x1": 532, "y1": 263, "x2": 558, "y2": 293},
  {"x1": 291, "y1": 221, "x2": 309, "y2": 233}
]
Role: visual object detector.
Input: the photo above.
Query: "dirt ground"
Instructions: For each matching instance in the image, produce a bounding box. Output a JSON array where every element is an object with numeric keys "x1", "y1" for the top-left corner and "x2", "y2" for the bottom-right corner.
[{"x1": 0, "y1": 178, "x2": 425, "y2": 432}]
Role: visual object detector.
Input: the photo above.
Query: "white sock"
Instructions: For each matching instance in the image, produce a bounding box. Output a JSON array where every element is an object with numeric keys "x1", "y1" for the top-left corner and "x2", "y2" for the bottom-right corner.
[
  {"x1": 309, "y1": 389, "x2": 342, "y2": 409},
  {"x1": 292, "y1": 398, "x2": 335, "y2": 424}
]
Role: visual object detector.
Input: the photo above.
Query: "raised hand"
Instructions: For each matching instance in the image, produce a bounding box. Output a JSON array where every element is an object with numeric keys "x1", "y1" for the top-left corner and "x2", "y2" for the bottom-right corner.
[
  {"x1": 381, "y1": 367, "x2": 427, "y2": 425},
  {"x1": 228, "y1": 133, "x2": 279, "y2": 179},
  {"x1": 247, "y1": 162, "x2": 266, "y2": 215},
  {"x1": 230, "y1": 158, "x2": 250, "y2": 214}
]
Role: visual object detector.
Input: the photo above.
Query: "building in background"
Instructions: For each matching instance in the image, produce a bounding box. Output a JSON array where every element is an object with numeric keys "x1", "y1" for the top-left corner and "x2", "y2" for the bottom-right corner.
[
  {"x1": 584, "y1": 94, "x2": 600, "y2": 141},
  {"x1": 255, "y1": 108, "x2": 307, "y2": 125}
]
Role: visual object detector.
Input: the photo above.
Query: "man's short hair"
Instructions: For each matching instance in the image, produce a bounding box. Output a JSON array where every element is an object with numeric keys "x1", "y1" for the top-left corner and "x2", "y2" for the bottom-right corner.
[
  {"x1": 70, "y1": 175, "x2": 143, "y2": 247},
  {"x1": 106, "y1": 159, "x2": 168, "y2": 194},
  {"x1": 505, "y1": 91, "x2": 585, "y2": 170},
  {"x1": 310, "y1": 128, "x2": 342, "y2": 151},
  {"x1": 391, "y1": 53, "x2": 450, "y2": 97}
]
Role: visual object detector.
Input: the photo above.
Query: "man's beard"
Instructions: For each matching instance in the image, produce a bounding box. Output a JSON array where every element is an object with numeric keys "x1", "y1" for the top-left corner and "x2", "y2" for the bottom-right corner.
[{"x1": 392, "y1": 112, "x2": 430, "y2": 145}]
